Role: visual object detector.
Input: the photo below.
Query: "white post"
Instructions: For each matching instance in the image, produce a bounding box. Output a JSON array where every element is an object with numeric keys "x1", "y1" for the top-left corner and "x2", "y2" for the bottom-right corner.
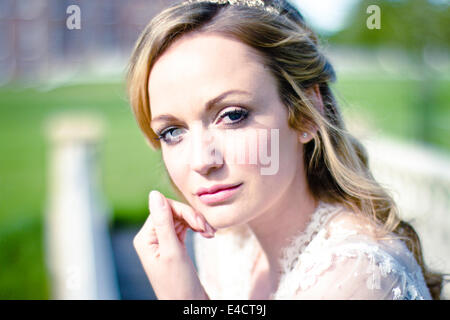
[{"x1": 45, "y1": 113, "x2": 120, "y2": 299}]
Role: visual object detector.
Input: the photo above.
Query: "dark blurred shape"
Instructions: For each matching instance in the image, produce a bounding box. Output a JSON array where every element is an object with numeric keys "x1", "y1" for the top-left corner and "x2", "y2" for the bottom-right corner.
[
  {"x1": 111, "y1": 227, "x2": 198, "y2": 300},
  {"x1": 110, "y1": 226, "x2": 156, "y2": 300}
]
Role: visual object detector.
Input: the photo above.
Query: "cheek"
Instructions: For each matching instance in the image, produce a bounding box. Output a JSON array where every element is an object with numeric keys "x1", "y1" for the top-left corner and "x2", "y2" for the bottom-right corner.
[
  {"x1": 161, "y1": 148, "x2": 189, "y2": 190},
  {"x1": 221, "y1": 129, "x2": 263, "y2": 168},
  {"x1": 221, "y1": 125, "x2": 298, "y2": 179},
  {"x1": 258, "y1": 124, "x2": 300, "y2": 182}
]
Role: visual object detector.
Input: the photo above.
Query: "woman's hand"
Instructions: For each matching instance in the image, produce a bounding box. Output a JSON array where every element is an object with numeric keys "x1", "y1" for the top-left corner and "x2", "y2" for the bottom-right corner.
[{"x1": 133, "y1": 190, "x2": 215, "y2": 300}]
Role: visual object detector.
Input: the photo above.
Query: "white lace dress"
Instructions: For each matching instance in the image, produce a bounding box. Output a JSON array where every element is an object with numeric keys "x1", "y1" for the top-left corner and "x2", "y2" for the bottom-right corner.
[{"x1": 193, "y1": 202, "x2": 432, "y2": 300}]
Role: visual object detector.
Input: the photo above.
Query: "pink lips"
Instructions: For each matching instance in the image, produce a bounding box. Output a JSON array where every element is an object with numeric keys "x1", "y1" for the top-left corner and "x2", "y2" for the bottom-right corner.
[{"x1": 196, "y1": 183, "x2": 243, "y2": 205}]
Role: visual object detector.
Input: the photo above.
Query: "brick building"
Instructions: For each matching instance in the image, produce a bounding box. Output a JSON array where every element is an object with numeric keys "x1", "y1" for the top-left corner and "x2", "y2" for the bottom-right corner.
[{"x1": 0, "y1": 0, "x2": 178, "y2": 85}]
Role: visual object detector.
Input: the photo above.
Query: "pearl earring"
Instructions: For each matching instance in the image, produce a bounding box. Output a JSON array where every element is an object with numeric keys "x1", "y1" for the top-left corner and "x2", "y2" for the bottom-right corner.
[{"x1": 302, "y1": 132, "x2": 307, "y2": 138}]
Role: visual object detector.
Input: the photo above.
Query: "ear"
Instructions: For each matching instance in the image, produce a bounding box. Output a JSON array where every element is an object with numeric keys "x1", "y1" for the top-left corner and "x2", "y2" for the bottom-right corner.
[
  {"x1": 298, "y1": 84, "x2": 324, "y2": 144},
  {"x1": 307, "y1": 84, "x2": 325, "y2": 116}
]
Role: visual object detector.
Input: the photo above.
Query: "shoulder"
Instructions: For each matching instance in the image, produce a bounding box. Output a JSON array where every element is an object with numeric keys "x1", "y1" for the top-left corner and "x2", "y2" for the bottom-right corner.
[
  {"x1": 275, "y1": 209, "x2": 432, "y2": 300},
  {"x1": 324, "y1": 209, "x2": 380, "y2": 242}
]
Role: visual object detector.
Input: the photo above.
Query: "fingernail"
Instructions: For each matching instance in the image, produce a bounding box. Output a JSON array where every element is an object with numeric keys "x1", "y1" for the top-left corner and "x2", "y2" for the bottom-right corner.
[
  {"x1": 196, "y1": 216, "x2": 206, "y2": 232},
  {"x1": 201, "y1": 232, "x2": 214, "y2": 238},
  {"x1": 205, "y1": 222, "x2": 215, "y2": 236},
  {"x1": 150, "y1": 190, "x2": 165, "y2": 209}
]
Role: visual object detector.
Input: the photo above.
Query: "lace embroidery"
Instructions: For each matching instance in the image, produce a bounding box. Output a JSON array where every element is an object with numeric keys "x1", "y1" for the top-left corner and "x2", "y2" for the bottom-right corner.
[
  {"x1": 279, "y1": 201, "x2": 345, "y2": 274},
  {"x1": 274, "y1": 239, "x2": 431, "y2": 300},
  {"x1": 194, "y1": 202, "x2": 432, "y2": 300},
  {"x1": 392, "y1": 287, "x2": 402, "y2": 300}
]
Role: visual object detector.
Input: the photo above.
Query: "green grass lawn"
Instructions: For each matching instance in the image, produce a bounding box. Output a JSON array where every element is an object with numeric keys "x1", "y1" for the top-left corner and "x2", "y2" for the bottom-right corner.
[
  {"x1": 0, "y1": 83, "x2": 175, "y2": 299},
  {"x1": 334, "y1": 75, "x2": 450, "y2": 150},
  {"x1": 0, "y1": 77, "x2": 448, "y2": 299}
]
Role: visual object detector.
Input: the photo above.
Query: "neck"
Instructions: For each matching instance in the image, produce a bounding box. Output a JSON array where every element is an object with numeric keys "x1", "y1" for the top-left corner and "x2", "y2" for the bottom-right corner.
[{"x1": 246, "y1": 175, "x2": 318, "y2": 291}]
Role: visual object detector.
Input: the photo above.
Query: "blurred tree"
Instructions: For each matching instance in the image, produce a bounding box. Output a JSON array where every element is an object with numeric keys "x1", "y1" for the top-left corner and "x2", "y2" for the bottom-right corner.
[
  {"x1": 330, "y1": 0, "x2": 449, "y2": 144},
  {"x1": 331, "y1": 0, "x2": 449, "y2": 48}
]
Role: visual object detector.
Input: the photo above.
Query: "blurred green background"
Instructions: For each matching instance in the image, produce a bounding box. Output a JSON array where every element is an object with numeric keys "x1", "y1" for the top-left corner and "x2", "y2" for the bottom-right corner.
[{"x1": 0, "y1": 0, "x2": 448, "y2": 299}]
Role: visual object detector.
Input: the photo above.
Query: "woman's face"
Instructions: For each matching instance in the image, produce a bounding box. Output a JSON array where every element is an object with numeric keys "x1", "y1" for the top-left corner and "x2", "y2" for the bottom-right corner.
[{"x1": 148, "y1": 32, "x2": 307, "y2": 229}]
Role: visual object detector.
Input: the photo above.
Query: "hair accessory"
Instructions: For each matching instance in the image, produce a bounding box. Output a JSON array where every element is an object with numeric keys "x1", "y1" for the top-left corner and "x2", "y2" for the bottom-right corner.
[{"x1": 182, "y1": 0, "x2": 281, "y2": 15}]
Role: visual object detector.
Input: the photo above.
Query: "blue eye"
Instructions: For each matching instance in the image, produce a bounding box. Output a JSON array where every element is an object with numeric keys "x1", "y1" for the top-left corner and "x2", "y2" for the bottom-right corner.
[
  {"x1": 155, "y1": 108, "x2": 249, "y2": 145},
  {"x1": 155, "y1": 127, "x2": 185, "y2": 144},
  {"x1": 218, "y1": 108, "x2": 249, "y2": 125}
]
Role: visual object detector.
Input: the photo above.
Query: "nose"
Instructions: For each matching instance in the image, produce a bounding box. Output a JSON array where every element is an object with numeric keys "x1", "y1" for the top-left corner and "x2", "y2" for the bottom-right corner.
[{"x1": 189, "y1": 127, "x2": 224, "y2": 176}]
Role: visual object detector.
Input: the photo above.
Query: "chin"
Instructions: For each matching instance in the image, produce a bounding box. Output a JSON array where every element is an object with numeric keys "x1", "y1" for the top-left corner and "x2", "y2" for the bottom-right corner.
[{"x1": 201, "y1": 204, "x2": 251, "y2": 230}]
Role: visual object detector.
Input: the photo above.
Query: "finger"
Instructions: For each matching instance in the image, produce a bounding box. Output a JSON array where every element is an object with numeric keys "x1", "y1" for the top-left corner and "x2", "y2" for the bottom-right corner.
[
  {"x1": 149, "y1": 190, "x2": 180, "y2": 251},
  {"x1": 180, "y1": 227, "x2": 188, "y2": 242},
  {"x1": 174, "y1": 215, "x2": 213, "y2": 240},
  {"x1": 139, "y1": 206, "x2": 156, "y2": 235},
  {"x1": 199, "y1": 230, "x2": 215, "y2": 238},
  {"x1": 165, "y1": 198, "x2": 211, "y2": 234},
  {"x1": 135, "y1": 204, "x2": 157, "y2": 245},
  {"x1": 195, "y1": 213, "x2": 217, "y2": 235},
  {"x1": 175, "y1": 222, "x2": 186, "y2": 234}
]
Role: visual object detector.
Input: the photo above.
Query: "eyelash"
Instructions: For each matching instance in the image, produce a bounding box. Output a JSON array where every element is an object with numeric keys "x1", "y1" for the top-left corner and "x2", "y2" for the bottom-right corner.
[{"x1": 155, "y1": 107, "x2": 250, "y2": 145}]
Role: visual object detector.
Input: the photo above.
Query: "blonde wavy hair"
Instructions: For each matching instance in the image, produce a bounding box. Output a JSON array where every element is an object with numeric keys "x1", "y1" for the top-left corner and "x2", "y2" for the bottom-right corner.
[{"x1": 126, "y1": 0, "x2": 442, "y2": 299}]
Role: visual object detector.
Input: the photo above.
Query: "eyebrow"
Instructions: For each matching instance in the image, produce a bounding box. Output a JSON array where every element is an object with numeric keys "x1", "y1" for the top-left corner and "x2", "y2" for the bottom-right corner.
[{"x1": 150, "y1": 89, "x2": 251, "y2": 125}]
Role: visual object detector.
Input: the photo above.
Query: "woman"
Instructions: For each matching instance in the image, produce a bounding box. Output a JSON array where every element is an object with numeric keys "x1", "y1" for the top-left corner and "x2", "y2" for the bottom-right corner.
[{"x1": 127, "y1": 0, "x2": 442, "y2": 299}]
